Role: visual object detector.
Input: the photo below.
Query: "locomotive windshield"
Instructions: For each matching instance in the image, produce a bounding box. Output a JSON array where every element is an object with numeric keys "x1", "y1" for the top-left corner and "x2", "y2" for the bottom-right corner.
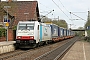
[{"x1": 18, "y1": 23, "x2": 34, "y2": 30}]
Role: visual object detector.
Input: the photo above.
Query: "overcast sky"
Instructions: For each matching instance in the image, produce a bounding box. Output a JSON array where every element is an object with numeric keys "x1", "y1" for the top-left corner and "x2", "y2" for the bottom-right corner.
[{"x1": 2, "y1": 0, "x2": 90, "y2": 29}]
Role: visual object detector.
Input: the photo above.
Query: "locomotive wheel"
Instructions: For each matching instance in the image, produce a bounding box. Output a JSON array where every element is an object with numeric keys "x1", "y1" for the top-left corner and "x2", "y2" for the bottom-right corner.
[
  {"x1": 14, "y1": 43, "x2": 19, "y2": 50},
  {"x1": 45, "y1": 41, "x2": 48, "y2": 45},
  {"x1": 32, "y1": 44, "x2": 37, "y2": 48}
]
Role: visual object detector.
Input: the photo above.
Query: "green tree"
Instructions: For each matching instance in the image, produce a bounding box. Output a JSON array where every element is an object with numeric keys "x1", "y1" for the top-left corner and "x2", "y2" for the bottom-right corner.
[
  {"x1": 84, "y1": 11, "x2": 90, "y2": 37},
  {"x1": 51, "y1": 20, "x2": 68, "y2": 28},
  {"x1": 41, "y1": 15, "x2": 68, "y2": 28},
  {"x1": 76, "y1": 27, "x2": 84, "y2": 36}
]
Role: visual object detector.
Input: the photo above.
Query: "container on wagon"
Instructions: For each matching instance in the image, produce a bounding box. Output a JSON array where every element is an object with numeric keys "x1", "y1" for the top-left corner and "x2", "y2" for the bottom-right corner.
[
  {"x1": 39, "y1": 23, "x2": 52, "y2": 42},
  {"x1": 63, "y1": 28, "x2": 67, "y2": 37},
  {"x1": 45, "y1": 23, "x2": 59, "y2": 41},
  {"x1": 58, "y1": 27, "x2": 64, "y2": 40}
]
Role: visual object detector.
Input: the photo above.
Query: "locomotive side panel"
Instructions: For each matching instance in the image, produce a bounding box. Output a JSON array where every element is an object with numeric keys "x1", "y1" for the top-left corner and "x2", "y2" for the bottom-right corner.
[{"x1": 34, "y1": 22, "x2": 40, "y2": 43}]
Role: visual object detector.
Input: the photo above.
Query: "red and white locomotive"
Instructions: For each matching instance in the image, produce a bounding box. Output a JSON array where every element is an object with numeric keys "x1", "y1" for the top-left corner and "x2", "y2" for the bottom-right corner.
[{"x1": 16, "y1": 21, "x2": 52, "y2": 48}]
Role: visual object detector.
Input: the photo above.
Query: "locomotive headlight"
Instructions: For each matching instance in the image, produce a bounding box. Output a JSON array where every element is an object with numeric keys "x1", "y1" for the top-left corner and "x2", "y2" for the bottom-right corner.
[
  {"x1": 30, "y1": 36, "x2": 34, "y2": 39},
  {"x1": 17, "y1": 36, "x2": 21, "y2": 39},
  {"x1": 31, "y1": 36, "x2": 33, "y2": 38},
  {"x1": 18, "y1": 37, "x2": 21, "y2": 38}
]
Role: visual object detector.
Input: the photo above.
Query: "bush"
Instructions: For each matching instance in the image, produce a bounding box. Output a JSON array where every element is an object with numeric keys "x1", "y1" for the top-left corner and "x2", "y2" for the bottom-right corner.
[
  {"x1": 0, "y1": 28, "x2": 6, "y2": 37},
  {"x1": 0, "y1": 31, "x2": 1, "y2": 37},
  {"x1": 84, "y1": 36, "x2": 90, "y2": 42},
  {"x1": 13, "y1": 25, "x2": 17, "y2": 30}
]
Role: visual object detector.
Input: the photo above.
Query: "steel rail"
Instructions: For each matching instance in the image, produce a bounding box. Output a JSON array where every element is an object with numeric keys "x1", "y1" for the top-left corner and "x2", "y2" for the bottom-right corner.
[{"x1": 34, "y1": 37, "x2": 79, "y2": 60}]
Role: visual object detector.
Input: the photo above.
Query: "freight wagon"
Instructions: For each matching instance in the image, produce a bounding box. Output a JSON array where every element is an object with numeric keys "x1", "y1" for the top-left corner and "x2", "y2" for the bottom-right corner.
[
  {"x1": 50, "y1": 24, "x2": 59, "y2": 42},
  {"x1": 46, "y1": 23, "x2": 65, "y2": 42}
]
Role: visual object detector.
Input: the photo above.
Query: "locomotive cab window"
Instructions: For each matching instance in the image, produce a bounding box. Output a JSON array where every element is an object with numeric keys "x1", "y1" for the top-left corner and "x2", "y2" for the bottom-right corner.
[{"x1": 18, "y1": 23, "x2": 34, "y2": 30}]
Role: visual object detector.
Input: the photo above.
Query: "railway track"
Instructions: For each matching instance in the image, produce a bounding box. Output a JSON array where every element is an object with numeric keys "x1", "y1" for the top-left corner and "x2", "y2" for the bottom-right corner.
[
  {"x1": 0, "y1": 49, "x2": 28, "y2": 60},
  {"x1": 0, "y1": 37, "x2": 80, "y2": 60},
  {"x1": 34, "y1": 37, "x2": 80, "y2": 60}
]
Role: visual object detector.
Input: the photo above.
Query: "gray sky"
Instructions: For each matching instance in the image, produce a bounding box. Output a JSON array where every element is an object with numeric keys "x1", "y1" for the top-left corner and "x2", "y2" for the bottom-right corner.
[{"x1": 2, "y1": 0, "x2": 90, "y2": 29}]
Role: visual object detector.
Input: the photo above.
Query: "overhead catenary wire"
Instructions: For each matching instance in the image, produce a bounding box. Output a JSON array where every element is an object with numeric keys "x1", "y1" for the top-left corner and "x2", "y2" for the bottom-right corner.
[
  {"x1": 58, "y1": 0, "x2": 86, "y2": 28},
  {"x1": 39, "y1": 0, "x2": 87, "y2": 29},
  {"x1": 52, "y1": 0, "x2": 70, "y2": 19},
  {"x1": 58, "y1": 0, "x2": 87, "y2": 21},
  {"x1": 58, "y1": 0, "x2": 74, "y2": 23},
  {"x1": 69, "y1": 12, "x2": 74, "y2": 24},
  {"x1": 39, "y1": 2, "x2": 55, "y2": 18},
  {"x1": 52, "y1": 0, "x2": 75, "y2": 29},
  {"x1": 70, "y1": 12, "x2": 87, "y2": 21},
  {"x1": 39, "y1": 2, "x2": 54, "y2": 14},
  {"x1": 39, "y1": 2, "x2": 52, "y2": 9},
  {"x1": 58, "y1": 0, "x2": 75, "y2": 28},
  {"x1": 58, "y1": 0, "x2": 70, "y2": 13}
]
